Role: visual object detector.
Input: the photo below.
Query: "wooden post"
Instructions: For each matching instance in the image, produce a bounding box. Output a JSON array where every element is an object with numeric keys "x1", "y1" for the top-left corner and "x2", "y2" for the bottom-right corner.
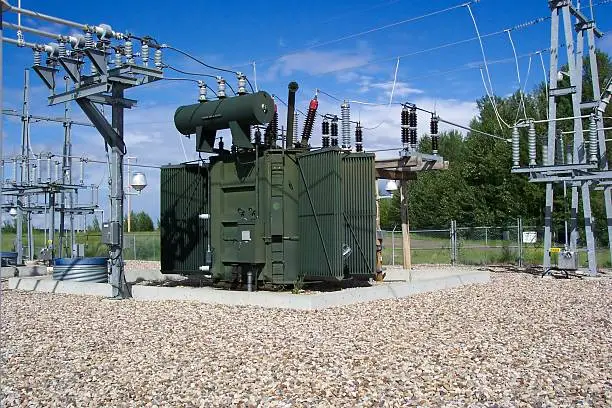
[
  {"x1": 400, "y1": 179, "x2": 412, "y2": 270},
  {"x1": 375, "y1": 181, "x2": 384, "y2": 280}
]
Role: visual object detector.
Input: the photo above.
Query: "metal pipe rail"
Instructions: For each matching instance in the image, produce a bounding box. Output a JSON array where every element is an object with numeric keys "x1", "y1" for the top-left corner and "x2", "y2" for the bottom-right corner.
[{"x1": 2, "y1": 21, "x2": 60, "y2": 40}]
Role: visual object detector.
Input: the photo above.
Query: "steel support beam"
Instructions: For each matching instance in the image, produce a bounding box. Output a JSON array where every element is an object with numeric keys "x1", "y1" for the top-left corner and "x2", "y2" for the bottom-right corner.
[{"x1": 109, "y1": 85, "x2": 127, "y2": 298}]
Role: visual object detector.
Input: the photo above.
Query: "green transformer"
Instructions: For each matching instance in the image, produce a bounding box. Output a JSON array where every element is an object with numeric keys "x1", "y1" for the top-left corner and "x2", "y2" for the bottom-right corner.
[
  {"x1": 161, "y1": 89, "x2": 376, "y2": 288},
  {"x1": 160, "y1": 148, "x2": 376, "y2": 286}
]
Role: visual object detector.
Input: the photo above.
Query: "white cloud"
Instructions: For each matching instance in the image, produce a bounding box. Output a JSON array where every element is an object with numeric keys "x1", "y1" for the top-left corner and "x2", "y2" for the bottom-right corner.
[{"x1": 264, "y1": 48, "x2": 373, "y2": 80}]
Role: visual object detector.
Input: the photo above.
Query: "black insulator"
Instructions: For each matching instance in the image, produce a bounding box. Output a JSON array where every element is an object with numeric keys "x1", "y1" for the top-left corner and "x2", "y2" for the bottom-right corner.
[
  {"x1": 322, "y1": 136, "x2": 330, "y2": 148},
  {"x1": 331, "y1": 120, "x2": 339, "y2": 137},
  {"x1": 432, "y1": 135, "x2": 439, "y2": 153},
  {"x1": 409, "y1": 106, "x2": 417, "y2": 128},
  {"x1": 264, "y1": 108, "x2": 278, "y2": 146},
  {"x1": 322, "y1": 119, "x2": 330, "y2": 135},
  {"x1": 430, "y1": 116, "x2": 439, "y2": 135},
  {"x1": 409, "y1": 129, "x2": 417, "y2": 147},
  {"x1": 355, "y1": 125, "x2": 363, "y2": 143},
  {"x1": 401, "y1": 109, "x2": 409, "y2": 126},
  {"x1": 231, "y1": 144, "x2": 237, "y2": 154},
  {"x1": 401, "y1": 128, "x2": 409, "y2": 144},
  {"x1": 355, "y1": 124, "x2": 363, "y2": 152},
  {"x1": 254, "y1": 128, "x2": 262, "y2": 145},
  {"x1": 218, "y1": 137, "x2": 224, "y2": 151}
]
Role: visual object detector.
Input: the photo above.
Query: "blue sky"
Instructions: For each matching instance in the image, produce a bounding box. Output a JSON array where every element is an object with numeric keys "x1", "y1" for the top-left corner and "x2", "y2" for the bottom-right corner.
[{"x1": 2, "y1": 0, "x2": 612, "y2": 224}]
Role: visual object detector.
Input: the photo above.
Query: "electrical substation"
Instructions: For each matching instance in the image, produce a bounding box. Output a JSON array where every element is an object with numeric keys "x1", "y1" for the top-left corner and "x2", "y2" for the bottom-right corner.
[{"x1": 1, "y1": 0, "x2": 611, "y2": 302}]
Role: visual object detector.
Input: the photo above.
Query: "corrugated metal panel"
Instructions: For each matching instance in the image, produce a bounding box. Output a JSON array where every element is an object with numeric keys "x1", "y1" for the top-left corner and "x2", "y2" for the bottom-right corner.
[
  {"x1": 160, "y1": 164, "x2": 209, "y2": 274},
  {"x1": 342, "y1": 153, "x2": 376, "y2": 277},
  {"x1": 53, "y1": 257, "x2": 108, "y2": 282},
  {"x1": 298, "y1": 149, "x2": 344, "y2": 280}
]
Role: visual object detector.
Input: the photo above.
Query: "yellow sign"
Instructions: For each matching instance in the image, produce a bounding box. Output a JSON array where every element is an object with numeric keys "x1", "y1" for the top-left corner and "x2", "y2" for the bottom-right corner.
[{"x1": 549, "y1": 247, "x2": 561, "y2": 253}]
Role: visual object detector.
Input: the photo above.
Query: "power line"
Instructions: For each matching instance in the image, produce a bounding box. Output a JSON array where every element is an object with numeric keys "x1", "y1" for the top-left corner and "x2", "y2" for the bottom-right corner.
[
  {"x1": 164, "y1": 65, "x2": 237, "y2": 95},
  {"x1": 247, "y1": 0, "x2": 480, "y2": 67},
  {"x1": 163, "y1": 45, "x2": 255, "y2": 93},
  {"x1": 297, "y1": 15, "x2": 550, "y2": 78}
]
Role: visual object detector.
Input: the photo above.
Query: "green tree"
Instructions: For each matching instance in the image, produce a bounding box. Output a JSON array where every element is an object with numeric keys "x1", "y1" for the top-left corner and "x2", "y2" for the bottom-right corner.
[
  {"x1": 89, "y1": 216, "x2": 101, "y2": 232},
  {"x1": 125, "y1": 211, "x2": 155, "y2": 232}
]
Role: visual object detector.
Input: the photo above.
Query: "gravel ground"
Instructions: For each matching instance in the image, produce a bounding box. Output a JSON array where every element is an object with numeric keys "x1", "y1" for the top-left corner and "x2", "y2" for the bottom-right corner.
[{"x1": 1, "y1": 272, "x2": 611, "y2": 407}]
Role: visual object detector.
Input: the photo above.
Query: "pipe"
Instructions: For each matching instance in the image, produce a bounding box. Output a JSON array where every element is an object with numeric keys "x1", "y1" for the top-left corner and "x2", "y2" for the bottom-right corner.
[
  {"x1": 2, "y1": 21, "x2": 60, "y2": 40},
  {"x1": 247, "y1": 269, "x2": 253, "y2": 292},
  {"x1": 3, "y1": 2, "x2": 87, "y2": 30},
  {"x1": 2, "y1": 36, "x2": 37, "y2": 49},
  {"x1": 285, "y1": 82, "x2": 299, "y2": 148}
]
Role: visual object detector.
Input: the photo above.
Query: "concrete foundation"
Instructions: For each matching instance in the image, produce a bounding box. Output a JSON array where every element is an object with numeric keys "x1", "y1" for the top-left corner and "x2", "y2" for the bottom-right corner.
[
  {"x1": 7, "y1": 267, "x2": 490, "y2": 310},
  {"x1": 1, "y1": 265, "x2": 50, "y2": 279}
]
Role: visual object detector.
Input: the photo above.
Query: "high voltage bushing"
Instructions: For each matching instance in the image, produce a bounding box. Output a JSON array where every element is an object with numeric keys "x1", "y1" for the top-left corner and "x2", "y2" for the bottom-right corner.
[
  {"x1": 588, "y1": 114, "x2": 598, "y2": 164},
  {"x1": 331, "y1": 116, "x2": 339, "y2": 147},
  {"x1": 217, "y1": 77, "x2": 227, "y2": 98},
  {"x1": 293, "y1": 112, "x2": 299, "y2": 143},
  {"x1": 528, "y1": 121, "x2": 536, "y2": 166},
  {"x1": 355, "y1": 123, "x2": 363, "y2": 152},
  {"x1": 409, "y1": 105, "x2": 417, "y2": 149},
  {"x1": 322, "y1": 118, "x2": 330, "y2": 148},
  {"x1": 341, "y1": 101, "x2": 351, "y2": 149},
  {"x1": 430, "y1": 115, "x2": 439, "y2": 154},
  {"x1": 401, "y1": 105, "x2": 409, "y2": 149},
  {"x1": 237, "y1": 73, "x2": 247, "y2": 95},
  {"x1": 300, "y1": 96, "x2": 318, "y2": 147},
  {"x1": 542, "y1": 143, "x2": 548, "y2": 166},
  {"x1": 512, "y1": 126, "x2": 520, "y2": 168},
  {"x1": 197, "y1": 81, "x2": 207, "y2": 102},
  {"x1": 264, "y1": 103, "x2": 278, "y2": 147},
  {"x1": 174, "y1": 91, "x2": 274, "y2": 152}
]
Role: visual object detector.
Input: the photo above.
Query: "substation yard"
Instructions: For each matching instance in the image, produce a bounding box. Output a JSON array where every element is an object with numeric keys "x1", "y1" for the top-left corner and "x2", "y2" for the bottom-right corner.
[{"x1": 0, "y1": 269, "x2": 610, "y2": 407}]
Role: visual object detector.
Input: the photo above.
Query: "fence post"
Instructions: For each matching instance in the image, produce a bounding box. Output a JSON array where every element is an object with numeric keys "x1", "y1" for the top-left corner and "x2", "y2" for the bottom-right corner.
[
  {"x1": 516, "y1": 217, "x2": 523, "y2": 268},
  {"x1": 391, "y1": 225, "x2": 397, "y2": 267},
  {"x1": 450, "y1": 220, "x2": 456, "y2": 266},
  {"x1": 485, "y1": 227, "x2": 488, "y2": 247},
  {"x1": 133, "y1": 234, "x2": 137, "y2": 260}
]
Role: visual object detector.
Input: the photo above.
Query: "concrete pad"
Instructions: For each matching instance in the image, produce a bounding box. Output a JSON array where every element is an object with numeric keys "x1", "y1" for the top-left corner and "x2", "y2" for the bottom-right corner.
[
  {"x1": 8, "y1": 276, "x2": 113, "y2": 297},
  {"x1": 132, "y1": 270, "x2": 490, "y2": 310},
  {"x1": 7, "y1": 269, "x2": 490, "y2": 310},
  {"x1": 124, "y1": 269, "x2": 183, "y2": 283}
]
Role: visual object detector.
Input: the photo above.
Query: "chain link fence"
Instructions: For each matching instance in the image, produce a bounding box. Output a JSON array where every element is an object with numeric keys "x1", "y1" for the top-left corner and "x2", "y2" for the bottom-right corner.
[{"x1": 382, "y1": 219, "x2": 611, "y2": 268}]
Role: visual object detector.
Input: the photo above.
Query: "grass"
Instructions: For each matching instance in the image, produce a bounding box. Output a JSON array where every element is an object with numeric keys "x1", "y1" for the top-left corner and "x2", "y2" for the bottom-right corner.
[
  {"x1": 382, "y1": 233, "x2": 611, "y2": 268},
  {"x1": 1, "y1": 230, "x2": 160, "y2": 261},
  {"x1": 4, "y1": 229, "x2": 610, "y2": 268}
]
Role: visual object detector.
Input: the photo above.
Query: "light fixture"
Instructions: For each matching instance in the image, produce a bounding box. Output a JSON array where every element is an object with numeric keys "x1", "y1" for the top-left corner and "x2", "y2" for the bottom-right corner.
[
  {"x1": 130, "y1": 172, "x2": 147, "y2": 192},
  {"x1": 8, "y1": 207, "x2": 18, "y2": 218},
  {"x1": 557, "y1": 71, "x2": 570, "y2": 81},
  {"x1": 385, "y1": 180, "x2": 398, "y2": 192}
]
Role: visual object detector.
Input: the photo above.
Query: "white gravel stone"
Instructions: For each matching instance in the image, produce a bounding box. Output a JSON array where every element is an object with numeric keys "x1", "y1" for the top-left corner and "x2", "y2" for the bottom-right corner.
[{"x1": 1, "y1": 272, "x2": 611, "y2": 407}]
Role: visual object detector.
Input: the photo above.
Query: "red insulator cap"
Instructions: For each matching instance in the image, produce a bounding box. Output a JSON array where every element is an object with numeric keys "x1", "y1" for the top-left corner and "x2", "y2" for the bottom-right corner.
[{"x1": 309, "y1": 99, "x2": 319, "y2": 110}]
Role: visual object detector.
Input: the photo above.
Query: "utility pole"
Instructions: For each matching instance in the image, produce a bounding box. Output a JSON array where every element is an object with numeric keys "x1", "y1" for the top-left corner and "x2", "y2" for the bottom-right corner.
[{"x1": 126, "y1": 156, "x2": 136, "y2": 232}]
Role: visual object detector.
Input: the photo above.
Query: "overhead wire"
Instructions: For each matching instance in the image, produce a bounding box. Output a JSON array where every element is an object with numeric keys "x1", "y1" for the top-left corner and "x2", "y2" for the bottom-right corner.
[
  {"x1": 163, "y1": 45, "x2": 255, "y2": 93},
  {"x1": 467, "y1": 3, "x2": 510, "y2": 130},
  {"x1": 249, "y1": 1, "x2": 478, "y2": 67},
  {"x1": 296, "y1": 14, "x2": 551, "y2": 80},
  {"x1": 164, "y1": 65, "x2": 237, "y2": 95},
  {"x1": 507, "y1": 30, "x2": 528, "y2": 122},
  {"x1": 162, "y1": 77, "x2": 219, "y2": 97}
]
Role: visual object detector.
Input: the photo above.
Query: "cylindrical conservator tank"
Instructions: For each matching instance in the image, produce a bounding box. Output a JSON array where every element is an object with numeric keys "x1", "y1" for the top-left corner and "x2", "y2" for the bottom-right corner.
[
  {"x1": 174, "y1": 91, "x2": 275, "y2": 136},
  {"x1": 53, "y1": 257, "x2": 108, "y2": 282}
]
